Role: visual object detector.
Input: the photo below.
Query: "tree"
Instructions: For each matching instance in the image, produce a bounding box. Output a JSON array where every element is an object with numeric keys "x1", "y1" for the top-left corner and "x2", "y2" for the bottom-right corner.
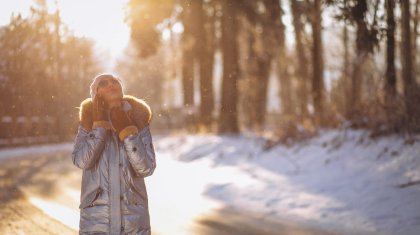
[
  {"x1": 401, "y1": 0, "x2": 420, "y2": 127},
  {"x1": 180, "y1": 0, "x2": 217, "y2": 130},
  {"x1": 349, "y1": 0, "x2": 368, "y2": 121},
  {"x1": 337, "y1": 0, "x2": 380, "y2": 123},
  {"x1": 309, "y1": 0, "x2": 327, "y2": 126},
  {"x1": 127, "y1": 0, "x2": 217, "y2": 131},
  {"x1": 384, "y1": 0, "x2": 396, "y2": 111},
  {"x1": 254, "y1": 0, "x2": 283, "y2": 129},
  {"x1": 290, "y1": 0, "x2": 310, "y2": 120},
  {"x1": 412, "y1": 0, "x2": 419, "y2": 72},
  {"x1": 127, "y1": 0, "x2": 174, "y2": 57},
  {"x1": 219, "y1": 0, "x2": 240, "y2": 133},
  {"x1": 180, "y1": 0, "x2": 196, "y2": 112},
  {"x1": 0, "y1": 3, "x2": 100, "y2": 140},
  {"x1": 239, "y1": 0, "x2": 282, "y2": 130},
  {"x1": 277, "y1": 0, "x2": 294, "y2": 119},
  {"x1": 342, "y1": 0, "x2": 351, "y2": 117},
  {"x1": 198, "y1": 0, "x2": 216, "y2": 128}
]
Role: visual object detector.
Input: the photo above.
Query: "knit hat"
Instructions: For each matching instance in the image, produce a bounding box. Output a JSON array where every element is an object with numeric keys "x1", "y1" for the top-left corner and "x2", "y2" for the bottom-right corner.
[{"x1": 90, "y1": 73, "x2": 123, "y2": 100}]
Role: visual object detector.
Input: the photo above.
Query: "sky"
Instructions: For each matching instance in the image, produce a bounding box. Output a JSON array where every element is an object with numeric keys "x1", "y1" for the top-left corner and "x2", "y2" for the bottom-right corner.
[{"x1": 0, "y1": 0, "x2": 131, "y2": 70}]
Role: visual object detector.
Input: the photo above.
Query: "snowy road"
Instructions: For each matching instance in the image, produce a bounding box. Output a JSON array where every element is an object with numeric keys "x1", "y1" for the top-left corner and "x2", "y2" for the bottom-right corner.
[
  {"x1": 0, "y1": 142, "x2": 334, "y2": 235},
  {"x1": 1, "y1": 129, "x2": 419, "y2": 235}
]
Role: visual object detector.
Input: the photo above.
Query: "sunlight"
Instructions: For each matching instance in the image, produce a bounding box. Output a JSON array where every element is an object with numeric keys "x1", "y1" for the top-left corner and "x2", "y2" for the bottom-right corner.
[
  {"x1": 0, "y1": 0, "x2": 32, "y2": 24},
  {"x1": 57, "y1": 0, "x2": 129, "y2": 60},
  {"x1": 0, "y1": 0, "x2": 130, "y2": 66},
  {"x1": 172, "y1": 22, "x2": 183, "y2": 34},
  {"x1": 28, "y1": 196, "x2": 79, "y2": 230},
  {"x1": 162, "y1": 22, "x2": 183, "y2": 41},
  {"x1": 147, "y1": 154, "x2": 224, "y2": 234},
  {"x1": 162, "y1": 28, "x2": 171, "y2": 41}
]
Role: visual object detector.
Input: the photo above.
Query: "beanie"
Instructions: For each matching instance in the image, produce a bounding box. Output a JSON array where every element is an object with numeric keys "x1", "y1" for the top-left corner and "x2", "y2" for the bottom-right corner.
[{"x1": 90, "y1": 73, "x2": 123, "y2": 100}]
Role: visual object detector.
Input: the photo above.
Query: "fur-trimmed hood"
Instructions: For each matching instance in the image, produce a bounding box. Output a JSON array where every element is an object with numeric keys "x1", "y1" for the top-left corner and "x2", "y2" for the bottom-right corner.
[{"x1": 78, "y1": 95, "x2": 152, "y2": 132}]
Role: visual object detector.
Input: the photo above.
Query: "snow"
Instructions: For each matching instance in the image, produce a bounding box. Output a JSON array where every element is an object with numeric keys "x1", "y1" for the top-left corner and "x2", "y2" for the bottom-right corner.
[
  {"x1": 1, "y1": 129, "x2": 419, "y2": 235},
  {"x1": 149, "y1": 129, "x2": 420, "y2": 235},
  {"x1": 0, "y1": 143, "x2": 73, "y2": 160}
]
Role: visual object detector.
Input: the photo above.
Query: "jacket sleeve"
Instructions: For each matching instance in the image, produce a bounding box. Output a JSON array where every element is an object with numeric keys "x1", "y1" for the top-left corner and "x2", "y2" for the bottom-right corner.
[
  {"x1": 123, "y1": 125, "x2": 156, "y2": 177},
  {"x1": 71, "y1": 125, "x2": 107, "y2": 170}
]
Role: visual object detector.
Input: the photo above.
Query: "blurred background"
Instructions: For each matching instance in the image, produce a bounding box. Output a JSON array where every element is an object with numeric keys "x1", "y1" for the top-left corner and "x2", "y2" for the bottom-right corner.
[{"x1": 0, "y1": 0, "x2": 418, "y2": 147}]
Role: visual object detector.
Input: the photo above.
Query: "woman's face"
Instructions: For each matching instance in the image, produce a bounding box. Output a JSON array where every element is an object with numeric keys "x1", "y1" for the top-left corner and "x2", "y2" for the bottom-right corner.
[{"x1": 96, "y1": 77, "x2": 123, "y2": 104}]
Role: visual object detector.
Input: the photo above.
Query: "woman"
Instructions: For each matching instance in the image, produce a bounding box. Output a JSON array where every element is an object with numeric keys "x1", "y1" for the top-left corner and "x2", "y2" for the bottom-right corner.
[{"x1": 72, "y1": 73, "x2": 156, "y2": 235}]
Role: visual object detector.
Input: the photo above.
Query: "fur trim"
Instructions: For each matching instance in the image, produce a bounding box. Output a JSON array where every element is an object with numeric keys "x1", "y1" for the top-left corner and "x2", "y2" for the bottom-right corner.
[
  {"x1": 79, "y1": 98, "x2": 94, "y2": 131},
  {"x1": 78, "y1": 95, "x2": 152, "y2": 132}
]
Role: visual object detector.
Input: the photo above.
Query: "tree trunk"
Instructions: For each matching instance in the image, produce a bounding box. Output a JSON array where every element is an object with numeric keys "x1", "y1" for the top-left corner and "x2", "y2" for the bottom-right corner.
[
  {"x1": 182, "y1": 0, "x2": 196, "y2": 107},
  {"x1": 277, "y1": 3, "x2": 294, "y2": 118},
  {"x1": 290, "y1": 0, "x2": 309, "y2": 120},
  {"x1": 401, "y1": 0, "x2": 419, "y2": 125},
  {"x1": 413, "y1": 0, "x2": 419, "y2": 80},
  {"x1": 385, "y1": 0, "x2": 396, "y2": 106},
  {"x1": 254, "y1": 0, "x2": 283, "y2": 130},
  {"x1": 343, "y1": 0, "x2": 350, "y2": 117},
  {"x1": 198, "y1": 0, "x2": 215, "y2": 128},
  {"x1": 310, "y1": 0, "x2": 326, "y2": 126},
  {"x1": 347, "y1": 0, "x2": 368, "y2": 122},
  {"x1": 54, "y1": 7, "x2": 65, "y2": 141},
  {"x1": 243, "y1": 32, "x2": 258, "y2": 129},
  {"x1": 219, "y1": 0, "x2": 239, "y2": 133},
  {"x1": 182, "y1": 49, "x2": 194, "y2": 107},
  {"x1": 255, "y1": 56, "x2": 271, "y2": 129}
]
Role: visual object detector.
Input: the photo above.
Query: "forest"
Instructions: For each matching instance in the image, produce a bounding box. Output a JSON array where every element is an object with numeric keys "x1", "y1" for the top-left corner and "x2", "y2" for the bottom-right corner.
[{"x1": 0, "y1": 0, "x2": 419, "y2": 145}]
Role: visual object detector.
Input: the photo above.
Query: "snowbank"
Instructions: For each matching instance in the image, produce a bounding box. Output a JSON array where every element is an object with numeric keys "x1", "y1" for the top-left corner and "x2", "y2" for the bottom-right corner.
[{"x1": 153, "y1": 129, "x2": 420, "y2": 235}]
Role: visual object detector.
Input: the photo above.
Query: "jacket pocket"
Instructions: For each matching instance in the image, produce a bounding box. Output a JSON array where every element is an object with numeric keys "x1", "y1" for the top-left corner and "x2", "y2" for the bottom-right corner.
[
  {"x1": 79, "y1": 187, "x2": 103, "y2": 209},
  {"x1": 125, "y1": 188, "x2": 144, "y2": 205},
  {"x1": 128, "y1": 175, "x2": 148, "y2": 204}
]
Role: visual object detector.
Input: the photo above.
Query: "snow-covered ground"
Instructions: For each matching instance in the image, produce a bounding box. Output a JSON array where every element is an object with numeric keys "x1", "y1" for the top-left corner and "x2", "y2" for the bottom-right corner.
[
  {"x1": 150, "y1": 129, "x2": 420, "y2": 235},
  {"x1": 1, "y1": 129, "x2": 419, "y2": 235},
  {"x1": 0, "y1": 142, "x2": 73, "y2": 160}
]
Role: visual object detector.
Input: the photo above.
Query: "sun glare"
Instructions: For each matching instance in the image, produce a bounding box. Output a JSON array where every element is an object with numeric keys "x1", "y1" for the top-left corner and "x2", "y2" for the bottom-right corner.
[
  {"x1": 57, "y1": 0, "x2": 129, "y2": 61},
  {"x1": 172, "y1": 22, "x2": 184, "y2": 34},
  {"x1": 1, "y1": 0, "x2": 130, "y2": 69},
  {"x1": 162, "y1": 22, "x2": 184, "y2": 41}
]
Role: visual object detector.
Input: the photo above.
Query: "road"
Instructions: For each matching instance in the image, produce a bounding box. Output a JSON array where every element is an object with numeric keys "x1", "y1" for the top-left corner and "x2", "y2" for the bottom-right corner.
[{"x1": 0, "y1": 146, "x2": 337, "y2": 235}]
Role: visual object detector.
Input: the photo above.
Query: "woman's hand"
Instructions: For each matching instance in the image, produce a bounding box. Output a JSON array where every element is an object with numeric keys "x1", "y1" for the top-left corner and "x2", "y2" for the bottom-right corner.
[
  {"x1": 93, "y1": 95, "x2": 108, "y2": 122},
  {"x1": 110, "y1": 106, "x2": 138, "y2": 141}
]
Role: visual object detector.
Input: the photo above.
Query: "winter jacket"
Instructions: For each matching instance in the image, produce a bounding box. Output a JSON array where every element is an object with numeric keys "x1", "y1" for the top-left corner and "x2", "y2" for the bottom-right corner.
[{"x1": 71, "y1": 95, "x2": 156, "y2": 235}]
